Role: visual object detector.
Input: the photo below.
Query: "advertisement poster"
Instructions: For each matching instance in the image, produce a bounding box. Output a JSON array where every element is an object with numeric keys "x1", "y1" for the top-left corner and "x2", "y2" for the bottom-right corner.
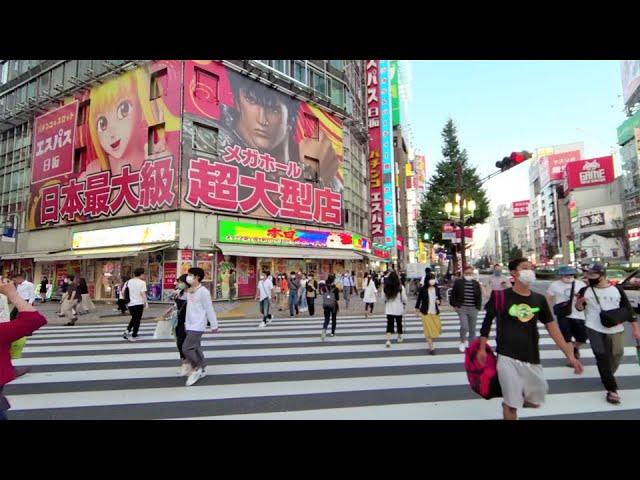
[
  {"x1": 181, "y1": 250, "x2": 193, "y2": 261},
  {"x1": 147, "y1": 283, "x2": 162, "y2": 301},
  {"x1": 512, "y1": 200, "x2": 530, "y2": 217},
  {"x1": 236, "y1": 256, "x2": 256, "y2": 298},
  {"x1": 564, "y1": 156, "x2": 615, "y2": 191},
  {"x1": 163, "y1": 262, "x2": 177, "y2": 290},
  {"x1": 215, "y1": 252, "x2": 235, "y2": 300},
  {"x1": 195, "y1": 252, "x2": 213, "y2": 282},
  {"x1": 539, "y1": 150, "x2": 581, "y2": 187},
  {"x1": 577, "y1": 205, "x2": 623, "y2": 233},
  {"x1": 28, "y1": 61, "x2": 182, "y2": 230},
  {"x1": 182, "y1": 61, "x2": 344, "y2": 227}
]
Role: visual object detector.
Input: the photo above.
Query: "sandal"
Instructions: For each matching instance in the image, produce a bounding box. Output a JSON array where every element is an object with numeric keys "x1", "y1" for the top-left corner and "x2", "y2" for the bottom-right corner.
[{"x1": 606, "y1": 392, "x2": 621, "y2": 405}]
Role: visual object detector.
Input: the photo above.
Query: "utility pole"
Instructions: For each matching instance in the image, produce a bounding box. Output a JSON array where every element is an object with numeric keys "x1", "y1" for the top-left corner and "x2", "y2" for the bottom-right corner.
[{"x1": 457, "y1": 163, "x2": 466, "y2": 269}]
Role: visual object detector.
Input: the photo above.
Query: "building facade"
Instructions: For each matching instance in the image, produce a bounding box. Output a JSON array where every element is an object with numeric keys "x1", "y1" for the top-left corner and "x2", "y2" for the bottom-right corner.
[{"x1": 0, "y1": 60, "x2": 375, "y2": 301}]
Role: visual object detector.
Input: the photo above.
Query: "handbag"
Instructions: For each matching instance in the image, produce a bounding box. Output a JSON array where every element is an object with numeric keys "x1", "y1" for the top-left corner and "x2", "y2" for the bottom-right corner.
[
  {"x1": 10, "y1": 337, "x2": 27, "y2": 359},
  {"x1": 154, "y1": 319, "x2": 173, "y2": 339},
  {"x1": 553, "y1": 281, "x2": 575, "y2": 318},
  {"x1": 590, "y1": 286, "x2": 633, "y2": 328}
]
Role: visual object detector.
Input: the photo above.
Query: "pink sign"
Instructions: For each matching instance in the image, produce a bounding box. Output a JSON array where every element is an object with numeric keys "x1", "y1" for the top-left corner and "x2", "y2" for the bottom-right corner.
[
  {"x1": 512, "y1": 200, "x2": 530, "y2": 217},
  {"x1": 163, "y1": 262, "x2": 177, "y2": 290},
  {"x1": 564, "y1": 156, "x2": 614, "y2": 191},
  {"x1": 540, "y1": 150, "x2": 581, "y2": 186},
  {"x1": 367, "y1": 60, "x2": 384, "y2": 244},
  {"x1": 31, "y1": 101, "x2": 78, "y2": 183}
]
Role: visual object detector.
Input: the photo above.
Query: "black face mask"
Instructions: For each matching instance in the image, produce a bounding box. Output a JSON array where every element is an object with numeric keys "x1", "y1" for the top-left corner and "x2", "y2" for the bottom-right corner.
[{"x1": 588, "y1": 277, "x2": 600, "y2": 287}]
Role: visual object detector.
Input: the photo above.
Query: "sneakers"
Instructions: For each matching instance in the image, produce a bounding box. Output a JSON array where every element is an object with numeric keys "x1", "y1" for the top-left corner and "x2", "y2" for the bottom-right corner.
[
  {"x1": 385, "y1": 340, "x2": 391, "y2": 348},
  {"x1": 330, "y1": 333, "x2": 335, "y2": 337},
  {"x1": 123, "y1": 330, "x2": 130, "y2": 340},
  {"x1": 180, "y1": 362, "x2": 193, "y2": 377},
  {"x1": 258, "y1": 322, "x2": 266, "y2": 328},
  {"x1": 458, "y1": 343, "x2": 466, "y2": 353},
  {"x1": 186, "y1": 368, "x2": 205, "y2": 387},
  {"x1": 128, "y1": 336, "x2": 137, "y2": 342},
  {"x1": 321, "y1": 329, "x2": 326, "y2": 342},
  {"x1": 397, "y1": 335, "x2": 404, "y2": 344}
]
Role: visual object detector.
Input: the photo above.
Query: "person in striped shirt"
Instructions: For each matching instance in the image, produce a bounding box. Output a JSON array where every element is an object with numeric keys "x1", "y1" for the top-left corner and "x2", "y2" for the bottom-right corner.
[{"x1": 450, "y1": 265, "x2": 482, "y2": 352}]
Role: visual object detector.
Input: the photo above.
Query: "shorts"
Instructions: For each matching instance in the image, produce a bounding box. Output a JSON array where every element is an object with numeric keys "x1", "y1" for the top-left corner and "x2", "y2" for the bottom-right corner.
[
  {"x1": 558, "y1": 315, "x2": 588, "y2": 344},
  {"x1": 497, "y1": 355, "x2": 548, "y2": 409}
]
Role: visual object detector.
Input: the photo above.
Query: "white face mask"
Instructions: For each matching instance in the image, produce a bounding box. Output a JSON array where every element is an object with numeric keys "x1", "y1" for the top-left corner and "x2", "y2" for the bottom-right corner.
[
  {"x1": 464, "y1": 275, "x2": 474, "y2": 281},
  {"x1": 518, "y1": 269, "x2": 536, "y2": 285},
  {"x1": 260, "y1": 276, "x2": 266, "y2": 281},
  {"x1": 186, "y1": 275, "x2": 195, "y2": 284},
  {"x1": 428, "y1": 279, "x2": 436, "y2": 286}
]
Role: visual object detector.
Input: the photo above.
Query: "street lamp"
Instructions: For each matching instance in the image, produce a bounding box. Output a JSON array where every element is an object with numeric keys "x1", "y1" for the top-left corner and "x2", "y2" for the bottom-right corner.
[{"x1": 444, "y1": 195, "x2": 476, "y2": 269}]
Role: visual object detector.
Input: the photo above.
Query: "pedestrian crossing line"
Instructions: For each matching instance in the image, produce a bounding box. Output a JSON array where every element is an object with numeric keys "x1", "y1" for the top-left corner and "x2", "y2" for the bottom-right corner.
[{"x1": 174, "y1": 388, "x2": 640, "y2": 420}]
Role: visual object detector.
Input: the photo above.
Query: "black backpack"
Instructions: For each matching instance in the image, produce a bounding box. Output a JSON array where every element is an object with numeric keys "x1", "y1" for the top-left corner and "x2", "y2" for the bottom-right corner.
[
  {"x1": 123, "y1": 281, "x2": 131, "y2": 304},
  {"x1": 322, "y1": 286, "x2": 337, "y2": 309}
]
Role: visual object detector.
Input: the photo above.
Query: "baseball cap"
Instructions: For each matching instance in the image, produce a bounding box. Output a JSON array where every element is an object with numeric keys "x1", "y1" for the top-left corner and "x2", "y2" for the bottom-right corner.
[
  {"x1": 587, "y1": 263, "x2": 606, "y2": 275},
  {"x1": 558, "y1": 265, "x2": 577, "y2": 276}
]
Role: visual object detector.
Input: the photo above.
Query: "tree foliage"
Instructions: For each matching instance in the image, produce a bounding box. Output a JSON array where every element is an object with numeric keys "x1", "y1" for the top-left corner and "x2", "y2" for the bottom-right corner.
[
  {"x1": 508, "y1": 245, "x2": 523, "y2": 261},
  {"x1": 417, "y1": 119, "x2": 490, "y2": 245}
]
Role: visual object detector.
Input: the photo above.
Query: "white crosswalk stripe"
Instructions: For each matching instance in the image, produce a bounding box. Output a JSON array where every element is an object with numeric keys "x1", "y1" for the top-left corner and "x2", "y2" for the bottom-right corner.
[{"x1": 5, "y1": 312, "x2": 640, "y2": 419}]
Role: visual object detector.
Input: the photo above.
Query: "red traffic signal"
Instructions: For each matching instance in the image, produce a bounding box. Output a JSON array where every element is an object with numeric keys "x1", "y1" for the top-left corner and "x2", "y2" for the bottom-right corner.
[{"x1": 496, "y1": 151, "x2": 532, "y2": 172}]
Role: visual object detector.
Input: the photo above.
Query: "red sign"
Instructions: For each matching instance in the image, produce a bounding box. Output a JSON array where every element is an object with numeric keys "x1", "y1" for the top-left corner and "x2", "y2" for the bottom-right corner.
[
  {"x1": 397, "y1": 236, "x2": 404, "y2": 252},
  {"x1": 163, "y1": 262, "x2": 177, "y2": 290},
  {"x1": 373, "y1": 248, "x2": 390, "y2": 259},
  {"x1": 31, "y1": 101, "x2": 78, "y2": 183},
  {"x1": 512, "y1": 200, "x2": 530, "y2": 217},
  {"x1": 540, "y1": 150, "x2": 581, "y2": 186},
  {"x1": 453, "y1": 228, "x2": 473, "y2": 243},
  {"x1": 366, "y1": 60, "x2": 384, "y2": 243},
  {"x1": 181, "y1": 250, "x2": 193, "y2": 261},
  {"x1": 443, "y1": 223, "x2": 455, "y2": 233},
  {"x1": 564, "y1": 156, "x2": 615, "y2": 191}
]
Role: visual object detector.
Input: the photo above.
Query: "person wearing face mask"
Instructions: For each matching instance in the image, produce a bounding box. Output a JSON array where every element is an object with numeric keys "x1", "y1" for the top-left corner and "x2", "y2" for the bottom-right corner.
[
  {"x1": 546, "y1": 266, "x2": 588, "y2": 365},
  {"x1": 363, "y1": 273, "x2": 378, "y2": 318},
  {"x1": 484, "y1": 264, "x2": 509, "y2": 297},
  {"x1": 575, "y1": 263, "x2": 640, "y2": 405},
  {"x1": 450, "y1": 265, "x2": 483, "y2": 352},
  {"x1": 173, "y1": 274, "x2": 190, "y2": 376},
  {"x1": 415, "y1": 274, "x2": 442, "y2": 354},
  {"x1": 256, "y1": 272, "x2": 273, "y2": 328},
  {"x1": 287, "y1": 272, "x2": 300, "y2": 317},
  {"x1": 479, "y1": 258, "x2": 583, "y2": 420}
]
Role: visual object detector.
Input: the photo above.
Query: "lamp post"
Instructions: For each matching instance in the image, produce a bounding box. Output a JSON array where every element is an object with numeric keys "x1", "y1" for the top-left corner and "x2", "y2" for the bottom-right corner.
[{"x1": 445, "y1": 194, "x2": 476, "y2": 271}]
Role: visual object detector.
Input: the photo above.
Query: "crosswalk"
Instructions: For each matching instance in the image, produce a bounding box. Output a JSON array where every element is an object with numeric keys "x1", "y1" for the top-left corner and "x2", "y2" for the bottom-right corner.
[{"x1": 5, "y1": 312, "x2": 640, "y2": 419}]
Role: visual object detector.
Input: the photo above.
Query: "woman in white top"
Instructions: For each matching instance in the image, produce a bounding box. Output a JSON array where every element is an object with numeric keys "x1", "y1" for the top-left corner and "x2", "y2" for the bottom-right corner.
[
  {"x1": 383, "y1": 271, "x2": 408, "y2": 348},
  {"x1": 363, "y1": 274, "x2": 378, "y2": 318}
]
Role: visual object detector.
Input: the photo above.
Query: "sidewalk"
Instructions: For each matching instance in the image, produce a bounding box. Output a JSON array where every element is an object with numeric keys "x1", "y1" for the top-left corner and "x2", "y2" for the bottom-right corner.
[{"x1": 33, "y1": 294, "x2": 455, "y2": 326}]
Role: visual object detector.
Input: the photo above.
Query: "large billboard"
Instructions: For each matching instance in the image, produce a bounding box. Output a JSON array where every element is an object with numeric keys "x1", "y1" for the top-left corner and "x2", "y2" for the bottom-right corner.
[
  {"x1": 621, "y1": 60, "x2": 640, "y2": 105},
  {"x1": 366, "y1": 60, "x2": 384, "y2": 243},
  {"x1": 563, "y1": 155, "x2": 615, "y2": 192},
  {"x1": 538, "y1": 150, "x2": 581, "y2": 187},
  {"x1": 28, "y1": 61, "x2": 182, "y2": 230},
  {"x1": 577, "y1": 204, "x2": 623, "y2": 233},
  {"x1": 512, "y1": 200, "x2": 530, "y2": 218},
  {"x1": 181, "y1": 61, "x2": 344, "y2": 227}
]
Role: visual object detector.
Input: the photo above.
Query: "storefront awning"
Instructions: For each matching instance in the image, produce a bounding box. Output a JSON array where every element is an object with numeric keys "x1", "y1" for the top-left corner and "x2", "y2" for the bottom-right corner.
[
  {"x1": 217, "y1": 244, "x2": 363, "y2": 261},
  {"x1": 33, "y1": 242, "x2": 175, "y2": 263},
  {"x1": 1, "y1": 251, "x2": 50, "y2": 260}
]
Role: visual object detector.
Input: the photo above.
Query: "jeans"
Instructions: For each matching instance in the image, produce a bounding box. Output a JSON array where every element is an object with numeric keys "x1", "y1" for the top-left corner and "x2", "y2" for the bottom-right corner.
[
  {"x1": 457, "y1": 306, "x2": 479, "y2": 342},
  {"x1": 323, "y1": 307, "x2": 337, "y2": 334},
  {"x1": 386, "y1": 315, "x2": 403, "y2": 334},
  {"x1": 587, "y1": 328, "x2": 625, "y2": 393},
  {"x1": 260, "y1": 298, "x2": 271, "y2": 323},
  {"x1": 127, "y1": 305, "x2": 145, "y2": 337},
  {"x1": 0, "y1": 409, "x2": 6, "y2": 421},
  {"x1": 299, "y1": 293, "x2": 308, "y2": 311},
  {"x1": 343, "y1": 286, "x2": 352, "y2": 308},
  {"x1": 307, "y1": 297, "x2": 315, "y2": 316},
  {"x1": 288, "y1": 290, "x2": 299, "y2": 316}
]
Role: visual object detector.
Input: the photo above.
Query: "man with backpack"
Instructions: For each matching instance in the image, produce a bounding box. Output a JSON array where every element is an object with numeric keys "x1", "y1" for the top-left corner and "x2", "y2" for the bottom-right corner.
[
  {"x1": 478, "y1": 258, "x2": 583, "y2": 420},
  {"x1": 320, "y1": 274, "x2": 340, "y2": 341},
  {"x1": 575, "y1": 263, "x2": 640, "y2": 405}
]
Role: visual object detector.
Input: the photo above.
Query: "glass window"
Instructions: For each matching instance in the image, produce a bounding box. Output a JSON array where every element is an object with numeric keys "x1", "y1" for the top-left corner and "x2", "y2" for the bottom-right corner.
[
  {"x1": 194, "y1": 123, "x2": 218, "y2": 155},
  {"x1": 27, "y1": 80, "x2": 36, "y2": 99},
  {"x1": 17, "y1": 86, "x2": 26, "y2": 105},
  {"x1": 311, "y1": 70, "x2": 326, "y2": 95},
  {"x1": 63, "y1": 60, "x2": 78, "y2": 89},
  {"x1": 271, "y1": 60, "x2": 287, "y2": 74},
  {"x1": 0, "y1": 61, "x2": 8, "y2": 84},
  {"x1": 329, "y1": 60, "x2": 343, "y2": 71},
  {"x1": 330, "y1": 79, "x2": 344, "y2": 107},
  {"x1": 78, "y1": 60, "x2": 93, "y2": 77},
  {"x1": 293, "y1": 61, "x2": 306, "y2": 84},
  {"x1": 150, "y1": 68, "x2": 168, "y2": 100},
  {"x1": 51, "y1": 65, "x2": 64, "y2": 91},
  {"x1": 38, "y1": 71, "x2": 51, "y2": 98}
]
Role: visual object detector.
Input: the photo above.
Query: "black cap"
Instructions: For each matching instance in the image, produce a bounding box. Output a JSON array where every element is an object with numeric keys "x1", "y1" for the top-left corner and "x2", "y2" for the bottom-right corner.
[{"x1": 587, "y1": 263, "x2": 606, "y2": 275}]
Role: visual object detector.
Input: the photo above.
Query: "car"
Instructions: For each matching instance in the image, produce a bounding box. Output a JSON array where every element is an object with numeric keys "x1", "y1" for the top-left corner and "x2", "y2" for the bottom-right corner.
[
  {"x1": 607, "y1": 269, "x2": 627, "y2": 286},
  {"x1": 620, "y1": 269, "x2": 640, "y2": 313}
]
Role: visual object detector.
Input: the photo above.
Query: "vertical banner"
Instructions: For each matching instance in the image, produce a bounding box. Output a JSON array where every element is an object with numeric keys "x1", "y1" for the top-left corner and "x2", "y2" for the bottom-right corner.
[
  {"x1": 163, "y1": 262, "x2": 177, "y2": 290},
  {"x1": 390, "y1": 60, "x2": 401, "y2": 127},
  {"x1": 379, "y1": 60, "x2": 396, "y2": 248},
  {"x1": 366, "y1": 60, "x2": 384, "y2": 245}
]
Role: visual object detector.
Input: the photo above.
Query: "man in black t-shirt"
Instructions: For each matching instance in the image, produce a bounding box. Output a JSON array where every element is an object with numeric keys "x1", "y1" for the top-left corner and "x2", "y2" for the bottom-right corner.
[{"x1": 478, "y1": 258, "x2": 583, "y2": 420}]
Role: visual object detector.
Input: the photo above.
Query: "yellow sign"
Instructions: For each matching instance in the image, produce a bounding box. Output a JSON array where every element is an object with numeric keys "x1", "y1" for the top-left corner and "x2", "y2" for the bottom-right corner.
[
  {"x1": 537, "y1": 147, "x2": 554, "y2": 157},
  {"x1": 72, "y1": 221, "x2": 176, "y2": 249}
]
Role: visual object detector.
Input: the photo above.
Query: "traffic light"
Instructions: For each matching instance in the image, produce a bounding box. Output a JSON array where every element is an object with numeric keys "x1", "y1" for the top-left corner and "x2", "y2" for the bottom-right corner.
[{"x1": 496, "y1": 151, "x2": 532, "y2": 172}]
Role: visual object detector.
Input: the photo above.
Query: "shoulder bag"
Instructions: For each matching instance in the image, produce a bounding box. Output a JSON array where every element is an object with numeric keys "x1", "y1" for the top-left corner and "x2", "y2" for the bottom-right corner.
[
  {"x1": 553, "y1": 281, "x2": 575, "y2": 318},
  {"x1": 590, "y1": 286, "x2": 633, "y2": 328}
]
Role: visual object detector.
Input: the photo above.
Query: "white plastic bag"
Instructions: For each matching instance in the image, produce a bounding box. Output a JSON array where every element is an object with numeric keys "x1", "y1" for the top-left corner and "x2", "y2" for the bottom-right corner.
[{"x1": 153, "y1": 319, "x2": 173, "y2": 339}]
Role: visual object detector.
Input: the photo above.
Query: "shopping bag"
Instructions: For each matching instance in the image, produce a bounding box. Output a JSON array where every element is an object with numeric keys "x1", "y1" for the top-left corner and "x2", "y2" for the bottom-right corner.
[
  {"x1": 153, "y1": 319, "x2": 173, "y2": 339},
  {"x1": 10, "y1": 337, "x2": 27, "y2": 359}
]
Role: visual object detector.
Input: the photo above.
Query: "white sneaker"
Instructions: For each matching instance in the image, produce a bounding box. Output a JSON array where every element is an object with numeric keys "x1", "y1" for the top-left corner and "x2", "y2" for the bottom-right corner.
[
  {"x1": 321, "y1": 330, "x2": 326, "y2": 342},
  {"x1": 180, "y1": 362, "x2": 192, "y2": 377},
  {"x1": 127, "y1": 336, "x2": 137, "y2": 342},
  {"x1": 186, "y1": 368, "x2": 205, "y2": 386},
  {"x1": 122, "y1": 331, "x2": 129, "y2": 340},
  {"x1": 266, "y1": 318, "x2": 273, "y2": 324},
  {"x1": 258, "y1": 322, "x2": 266, "y2": 328},
  {"x1": 386, "y1": 340, "x2": 391, "y2": 348},
  {"x1": 398, "y1": 335, "x2": 404, "y2": 344},
  {"x1": 458, "y1": 343, "x2": 466, "y2": 353}
]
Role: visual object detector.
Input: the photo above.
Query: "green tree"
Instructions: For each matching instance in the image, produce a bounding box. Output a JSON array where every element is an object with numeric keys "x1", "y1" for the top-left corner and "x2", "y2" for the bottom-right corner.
[
  {"x1": 417, "y1": 119, "x2": 490, "y2": 247},
  {"x1": 508, "y1": 245, "x2": 523, "y2": 261}
]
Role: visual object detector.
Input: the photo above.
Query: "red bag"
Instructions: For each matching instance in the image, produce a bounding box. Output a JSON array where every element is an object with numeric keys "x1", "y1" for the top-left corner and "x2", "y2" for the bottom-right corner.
[{"x1": 465, "y1": 339, "x2": 502, "y2": 400}]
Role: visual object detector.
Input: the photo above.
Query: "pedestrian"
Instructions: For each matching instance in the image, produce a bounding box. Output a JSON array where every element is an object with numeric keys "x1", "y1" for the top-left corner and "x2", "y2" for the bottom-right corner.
[
  {"x1": 400, "y1": 270, "x2": 407, "y2": 287},
  {"x1": 256, "y1": 271, "x2": 273, "y2": 328},
  {"x1": 415, "y1": 273, "x2": 442, "y2": 354},
  {"x1": 478, "y1": 258, "x2": 583, "y2": 420},
  {"x1": 450, "y1": 265, "x2": 483, "y2": 352},
  {"x1": 183, "y1": 267, "x2": 218, "y2": 386},
  {"x1": 363, "y1": 273, "x2": 378, "y2": 318},
  {"x1": 172, "y1": 274, "x2": 190, "y2": 376},
  {"x1": 62, "y1": 278, "x2": 81, "y2": 326},
  {"x1": 320, "y1": 274, "x2": 340, "y2": 341},
  {"x1": 306, "y1": 273, "x2": 318, "y2": 317},
  {"x1": 419, "y1": 267, "x2": 433, "y2": 287},
  {"x1": 0, "y1": 281, "x2": 47, "y2": 420},
  {"x1": 77, "y1": 278, "x2": 96, "y2": 315},
  {"x1": 298, "y1": 273, "x2": 308, "y2": 313},
  {"x1": 9, "y1": 272, "x2": 35, "y2": 320},
  {"x1": 122, "y1": 268, "x2": 148, "y2": 342},
  {"x1": 115, "y1": 276, "x2": 130, "y2": 315},
  {"x1": 383, "y1": 271, "x2": 407, "y2": 348},
  {"x1": 341, "y1": 270, "x2": 354, "y2": 310},
  {"x1": 483, "y1": 264, "x2": 510, "y2": 297},
  {"x1": 228, "y1": 269, "x2": 237, "y2": 302},
  {"x1": 39, "y1": 277, "x2": 48, "y2": 303},
  {"x1": 546, "y1": 266, "x2": 588, "y2": 365},
  {"x1": 57, "y1": 275, "x2": 75, "y2": 318},
  {"x1": 287, "y1": 271, "x2": 300, "y2": 317},
  {"x1": 575, "y1": 263, "x2": 640, "y2": 405}
]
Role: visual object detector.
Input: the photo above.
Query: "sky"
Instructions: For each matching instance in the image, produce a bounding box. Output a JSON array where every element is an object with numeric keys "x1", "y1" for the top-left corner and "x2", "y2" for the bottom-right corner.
[{"x1": 405, "y1": 60, "x2": 627, "y2": 252}]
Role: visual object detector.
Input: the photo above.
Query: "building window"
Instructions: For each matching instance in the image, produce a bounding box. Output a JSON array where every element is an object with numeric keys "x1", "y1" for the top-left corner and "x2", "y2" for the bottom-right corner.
[
  {"x1": 150, "y1": 68, "x2": 168, "y2": 100},
  {"x1": 329, "y1": 60, "x2": 343, "y2": 71},
  {"x1": 293, "y1": 61, "x2": 306, "y2": 84},
  {"x1": 74, "y1": 148, "x2": 86, "y2": 173},
  {"x1": 303, "y1": 156, "x2": 319, "y2": 183},
  {"x1": 0, "y1": 62, "x2": 8, "y2": 85},
  {"x1": 194, "y1": 123, "x2": 218, "y2": 155},
  {"x1": 194, "y1": 67, "x2": 219, "y2": 104},
  {"x1": 311, "y1": 70, "x2": 326, "y2": 96},
  {"x1": 329, "y1": 79, "x2": 345, "y2": 107},
  {"x1": 304, "y1": 114, "x2": 319, "y2": 140},
  {"x1": 148, "y1": 123, "x2": 166, "y2": 155},
  {"x1": 271, "y1": 60, "x2": 287, "y2": 75},
  {"x1": 77, "y1": 101, "x2": 90, "y2": 126}
]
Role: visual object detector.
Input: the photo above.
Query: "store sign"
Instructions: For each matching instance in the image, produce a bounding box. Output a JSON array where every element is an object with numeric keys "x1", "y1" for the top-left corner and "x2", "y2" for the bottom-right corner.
[
  {"x1": 163, "y1": 262, "x2": 177, "y2": 290},
  {"x1": 181, "y1": 250, "x2": 193, "y2": 261},
  {"x1": 218, "y1": 220, "x2": 371, "y2": 253},
  {"x1": 453, "y1": 228, "x2": 473, "y2": 244},
  {"x1": 564, "y1": 156, "x2": 614, "y2": 191},
  {"x1": 373, "y1": 247, "x2": 391, "y2": 259},
  {"x1": 379, "y1": 60, "x2": 396, "y2": 248},
  {"x1": 512, "y1": 200, "x2": 530, "y2": 217},
  {"x1": 569, "y1": 200, "x2": 577, "y2": 222},
  {"x1": 72, "y1": 221, "x2": 176, "y2": 249},
  {"x1": 367, "y1": 60, "x2": 384, "y2": 243},
  {"x1": 577, "y1": 205, "x2": 623, "y2": 233},
  {"x1": 539, "y1": 150, "x2": 581, "y2": 186},
  {"x1": 628, "y1": 227, "x2": 640, "y2": 240}
]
